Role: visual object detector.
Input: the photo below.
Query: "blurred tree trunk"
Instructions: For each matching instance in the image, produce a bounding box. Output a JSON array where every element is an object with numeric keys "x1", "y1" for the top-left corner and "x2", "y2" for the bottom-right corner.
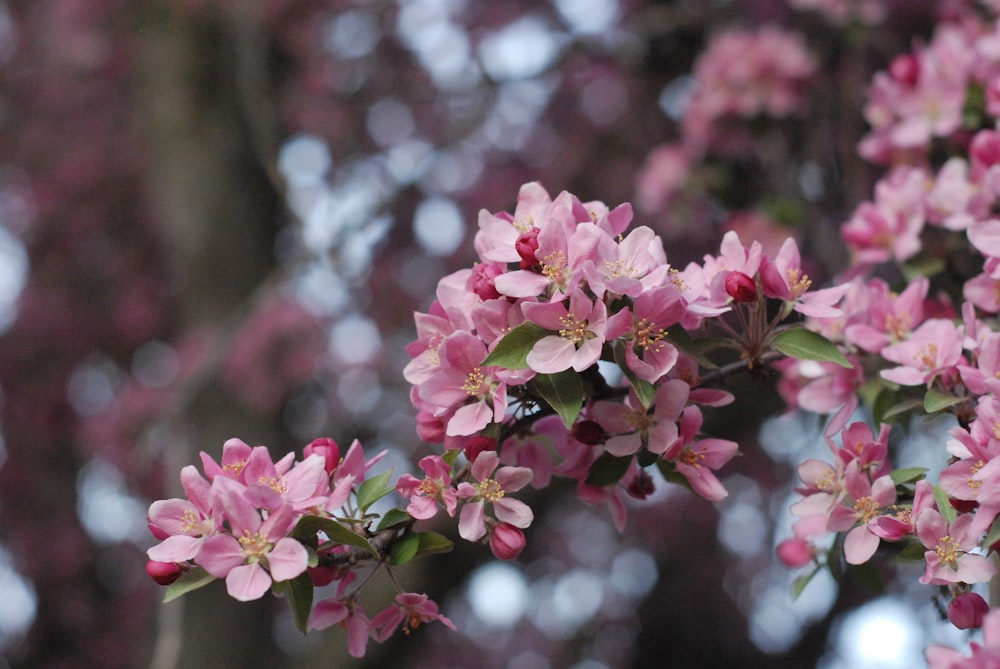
[{"x1": 133, "y1": 4, "x2": 286, "y2": 668}]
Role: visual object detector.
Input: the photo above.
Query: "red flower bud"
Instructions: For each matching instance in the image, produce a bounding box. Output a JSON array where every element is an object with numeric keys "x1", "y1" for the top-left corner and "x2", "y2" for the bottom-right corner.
[
  {"x1": 490, "y1": 522, "x2": 526, "y2": 560},
  {"x1": 471, "y1": 263, "x2": 503, "y2": 301},
  {"x1": 725, "y1": 271, "x2": 757, "y2": 303},
  {"x1": 626, "y1": 469, "x2": 655, "y2": 500},
  {"x1": 304, "y1": 437, "x2": 341, "y2": 475},
  {"x1": 464, "y1": 435, "x2": 497, "y2": 462},
  {"x1": 889, "y1": 54, "x2": 920, "y2": 86},
  {"x1": 776, "y1": 538, "x2": 812, "y2": 568},
  {"x1": 572, "y1": 420, "x2": 605, "y2": 446},
  {"x1": 949, "y1": 592, "x2": 989, "y2": 630},
  {"x1": 146, "y1": 560, "x2": 182, "y2": 586}
]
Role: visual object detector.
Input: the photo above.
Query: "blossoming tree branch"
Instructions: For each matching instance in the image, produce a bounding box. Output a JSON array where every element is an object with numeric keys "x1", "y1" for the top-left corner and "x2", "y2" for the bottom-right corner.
[{"x1": 145, "y1": 6, "x2": 1000, "y2": 666}]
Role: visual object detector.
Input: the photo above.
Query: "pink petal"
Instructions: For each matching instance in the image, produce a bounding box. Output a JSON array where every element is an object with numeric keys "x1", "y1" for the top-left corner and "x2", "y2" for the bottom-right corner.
[
  {"x1": 494, "y1": 497, "x2": 534, "y2": 528},
  {"x1": 267, "y1": 538, "x2": 308, "y2": 582},
  {"x1": 459, "y1": 501, "x2": 486, "y2": 541},
  {"x1": 226, "y1": 563, "x2": 272, "y2": 601}
]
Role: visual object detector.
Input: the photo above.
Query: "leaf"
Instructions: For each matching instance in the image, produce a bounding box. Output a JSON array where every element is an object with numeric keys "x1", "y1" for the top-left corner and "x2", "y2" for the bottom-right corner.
[
  {"x1": 414, "y1": 531, "x2": 454, "y2": 557},
  {"x1": 934, "y1": 484, "x2": 956, "y2": 525},
  {"x1": 482, "y1": 322, "x2": 551, "y2": 369},
  {"x1": 586, "y1": 452, "x2": 632, "y2": 487},
  {"x1": 880, "y1": 398, "x2": 924, "y2": 422},
  {"x1": 792, "y1": 565, "x2": 821, "y2": 599},
  {"x1": 163, "y1": 566, "x2": 216, "y2": 603},
  {"x1": 771, "y1": 327, "x2": 851, "y2": 368},
  {"x1": 292, "y1": 515, "x2": 377, "y2": 556},
  {"x1": 532, "y1": 369, "x2": 583, "y2": 428},
  {"x1": 613, "y1": 343, "x2": 656, "y2": 408},
  {"x1": 890, "y1": 467, "x2": 927, "y2": 486},
  {"x1": 283, "y1": 572, "x2": 314, "y2": 634},
  {"x1": 985, "y1": 514, "x2": 1000, "y2": 551},
  {"x1": 356, "y1": 469, "x2": 394, "y2": 513},
  {"x1": 662, "y1": 327, "x2": 726, "y2": 369},
  {"x1": 377, "y1": 508, "x2": 413, "y2": 531},
  {"x1": 924, "y1": 389, "x2": 964, "y2": 414},
  {"x1": 390, "y1": 533, "x2": 420, "y2": 566},
  {"x1": 895, "y1": 540, "x2": 928, "y2": 562}
]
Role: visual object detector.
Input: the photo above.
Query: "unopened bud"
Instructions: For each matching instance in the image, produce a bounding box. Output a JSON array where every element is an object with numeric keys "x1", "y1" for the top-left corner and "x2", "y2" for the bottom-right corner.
[
  {"x1": 776, "y1": 538, "x2": 812, "y2": 568},
  {"x1": 464, "y1": 435, "x2": 497, "y2": 462},
  {"x1": 304, "y1": 437, "x2": 341, "y2": 475},
  {"x1": 572, "y1": 420, "x2": 606, "y2": 446},
  {"x1": 725, "y1": 271, "x2": 757, "y2": 303},
  {"x1": 471, "y1": 263, "x2": 504, "y2": 301},
  {"x1": 949, "y1": 592, "x2": 989, "y2": 630},
  {"x1": 146, "y1": 560, "x2": 182, "y2": 586},
  {"x1": 626, "y1": 469, "x2": 655, "y2": 500},
  {"x1": 515, "y1": 228, "x2": 541, "y2": 269},
  {"x1": 889, "y1": 54, "x2": 919, "y2": 86},
  {"x1": 490, "y1": 522, "x2": 526, "y2": 560}
]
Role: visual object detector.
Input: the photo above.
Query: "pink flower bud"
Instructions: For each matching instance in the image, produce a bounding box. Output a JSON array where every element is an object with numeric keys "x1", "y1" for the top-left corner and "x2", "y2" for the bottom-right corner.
[
  {"x1": 305, "y1": 437, "x2": 341, "y2": 475},
  {"x1": 948, "y1": 592, "x2": 989, "y2": 630},
  {"x1": 725, "y1": 271, "x2": 757, "y2": 303},
  {"x1": 626, "y1": 469, "x2": 655, "y2": 500},
  {"x1": 776, "y1": 538, "x2": 812, "y2": 568},
  {"x1": 889, "y1": 54, "x2": 919, "y2": 86},
  {"x1": 146, "y1": 560, "x2": 182, "y2": 586},
  {"x1": 515, "y1": 228, "x2": 540, "y2": 269},
  {"x1": 490, "y1": 522, "x2": 526, "y2": 560},
  {"x1": 471, "y1": 263, "x2": 503, "y2": 301}
]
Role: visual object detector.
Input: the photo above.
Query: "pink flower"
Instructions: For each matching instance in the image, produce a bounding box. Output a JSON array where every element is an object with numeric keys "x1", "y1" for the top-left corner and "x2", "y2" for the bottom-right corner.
[
  {"x1": 760, "y1": 238, "x2": 848, "y2": 318},
  {"x1": 927, "y1": 608, "x2": 1000, "y2": 668},
  {"x1": 522, "y1": 289, "x2": 607, "y2": 373},
  {"x1": 370, "y1": 592, "x2": 457, "y2": 642},
  {"x1": 146, "y1": 465, "x2": 218, "y2": 563},
  {"x1": 303, "y1": 437, "x2": 341, "y2": 475},
  {"x1": 196, "y1": 478, "x2": 309, "y2": 601},
  {"x1": 396, "y1": 455, "x2": 458, "y2": 519},
  {"x1": 592, "y1": 380, "x2": 689, "y2": 457},
  {"x1": 825, "y1": 461, "x2": 896, "y2": 564},
  {"x1": 915, "y1": 508, "x2": 996, "y2": 586},
  {"x1": 309, "y1": 599, "x2": 371, "y2": 658},
  {"x1": 880, "y1": 318, "x2": 964, "y2": 386},
  {"x1": 663, "y1": 405, "x2": 738, "y2": 501},
  {"x1": 605, "y1": 285, "x2": 686, "y2": 383},
  {"x1": 456, "y1": 451, "x2": 533, "y2": 542}
]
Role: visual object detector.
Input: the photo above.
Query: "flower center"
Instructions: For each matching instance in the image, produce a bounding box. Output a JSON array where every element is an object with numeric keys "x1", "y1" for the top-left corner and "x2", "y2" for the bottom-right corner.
[
  {"x1": 181, "y1": 509, "x2": 201, "y2": 534},
  {"x1": 462, "y1": 367, "x2": 490, "y2": 396},
  {"x1": 258, "y1": 475, "x2": 286, "y2": 495},
  {"x1": 634, "y1": 318, "x2": 667, "y2": 352},
  {"x1": 239, "y1": 530, "x2": 270, "y2": 561},
  {"x1": 935, "y1": 534, "x2": 961, "y2": 568},
  {"x1": 679, "y1": 447, "x2": 703, "y2": 468},
  {"x1": 914, "y1": 343, "x2": 938, "y2": 369},
  {"x1": 787, "y1": 267, "x2": 812, "y2": 300},
  {"x1": 853, "y1": 495, "x2": 879, "y2": 523},
  {"x1": 418, "y1": 479, "x2": 442, "y2": 496},
  {"x1": 558, "y1": 314, "x2": 588, "y2": 344},
  {"x1": 223, "y1": 461, "x2": 246, "y2": 478},
  {"x1": 478, "y1": 478, "x2": 505, "y2": 502},
  {"x1": 541, "y1": 250, "x2": 568, "y2": 288}
]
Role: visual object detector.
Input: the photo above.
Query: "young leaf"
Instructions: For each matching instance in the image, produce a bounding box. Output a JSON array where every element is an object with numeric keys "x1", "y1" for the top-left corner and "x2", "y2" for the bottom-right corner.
[
  {"x1": 934, "y1": 484, "x2": 956, "y2": 525},
  {"x1": 389, "y1": 532, "x2": 421, "y2": 566},
  {"x1": 293, "y1": 515, "x2": 377, "y2": 556},
  {"x1": 924, "y1": 389, "x2": 964, "y2": 414},
  {"x1": 985, "y1": 514, "x2": 1000, "y2": 551},
  {"x1": 377, "y1": 508, "x2": 413, "y2": 531},
  {"x1": 283, "y1": 572, "x2": 315, "y2": 634},
  {"x1": 792, "y1": 565, "x2": 821, "y2": 600},
  {"x1": 532, "y1": 369, "x2": 583, "y2": 428},
  {"x1": 586, "y1": 452, "x2": 632, "y2": 487},
  {"x1": 163, "y1": 566, "x2": 216, "y2": 603},
  {"x1": 414, "y1": 531, "x2": 454, "y2": 557},
  {"x1": 881, "y1": 398, "x2": 924, "y2": 422},
  {"x1": 482, "y1": 321, "x2": 550, "y2": 369},
  {"x1": 895, "y1": 540, "x2": 928, "y2": 562},
  {"x1": 890, "y1": 467, "x2": 927, "y2": 486},
  {"x1": 613, "y1": 343, "x2": 656, "y2": 408},
  {"x1": 357, "y1": 469, "x2": 394, "y2": 513},
  {"x1": 771, "y1": 327, "x2": 852, "y2": 368}
]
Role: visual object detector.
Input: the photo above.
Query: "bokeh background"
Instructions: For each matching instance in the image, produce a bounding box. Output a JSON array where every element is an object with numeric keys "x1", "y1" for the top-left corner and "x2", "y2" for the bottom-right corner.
[{"x1": 0, "y1": 0, "x2": 977, "y2": 667}]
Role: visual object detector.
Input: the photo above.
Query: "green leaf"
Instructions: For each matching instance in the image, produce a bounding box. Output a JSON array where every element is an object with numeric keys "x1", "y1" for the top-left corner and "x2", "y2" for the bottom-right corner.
[
  {"x1": 934, "y1": 484, "x2": 956, "y2": 525},
  {"x1": 357, "y1": 469, "x2": 394, "y2": 513},
  {"x1": 890, "y1": 467, "x2": 928, "y2": 486},
  {"x1": 414, "y1": 531, "x2": 454, "y2": 557},
  {"x1": 532, "y1": 369, "x2": 583, "y2": 429},
  {"x1": 390, "y1": 532, "x2": 420, "y2": 566},
  {"x1": 163, "y1": 566, "x2": 216, "y2": 603},
  {"x1": 895, "y1": 540, "x2": 928, "y2": 562},
  {"x1": 482, "y1": 322, "x2": 550, "y2": 369},
  {"x1": 792, "y1": 565, "x2": 821, "y2": 599},
  {"x1": 613, "y1": 343, "x2": 656, "y2": 408},
  {"x1": 771, "y1": 328, "x2": 851, "y2": 368},
  {"x1": 283, "y1": 573, "x2": 314, "y2": 634},
  {"x1": 442, "y1": 449, "x2": 462, "y2": 466},
  {"x1": 586, "y1": 452, "x2": 632, "y2": 486},
  {"x1": 984, "y1": 514, "x2": 1000, "y2": 551},
  {"x1": 901, "y1": 255, "x2": 946, "y2": 282},
  {"x1": 292, "y1": 515, "x2": 377, "y2": 556},
  {"x1": 662, "y1": 327, "x2": 726, "y2": 369},
  {"x1": 881, "y1": 398, "x2": 924, "y2": 422},
  {"x1": 377, "y1": 508, "x2": 413, "y2": 531},
  {"x1": 924, "y1": 389, "x2": 964, "y2": 414}
]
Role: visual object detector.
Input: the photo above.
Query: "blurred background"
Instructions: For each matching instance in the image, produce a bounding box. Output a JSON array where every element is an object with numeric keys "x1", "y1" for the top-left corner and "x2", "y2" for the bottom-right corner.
[{"x1": 0, "y1": 0, "x2": 976, "y2": 667}]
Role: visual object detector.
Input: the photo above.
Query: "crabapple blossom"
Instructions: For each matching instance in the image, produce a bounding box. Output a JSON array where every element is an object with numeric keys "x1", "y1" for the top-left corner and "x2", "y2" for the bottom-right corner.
[
  {"x1": 456, "y1": 450, "x2": 533, "y2": 542},
  {"x1": 369, "y1": 593, "x2": 456, "y2": 642},
  {"x1": 396, "y1": 455, "x2": 458, "y2": 519}
]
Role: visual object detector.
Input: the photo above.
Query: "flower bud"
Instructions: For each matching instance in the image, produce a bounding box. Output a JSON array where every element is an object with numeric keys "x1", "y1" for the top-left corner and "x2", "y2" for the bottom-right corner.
[
  {"x1": 464, "y1": 435, "x2": 497, "y2": 462},
  {"x1": 146, "y1": 560, "x2": 182, "y2": 586},
  {"x1": 304, "y1": 437, "x2": 341, "y2": 475},
  {"x1": 948, "y1": 592, "x2": 989, "y2": 630},
  {"x1": 725, "y1": 271, "x2": 757, "y2": 303},
  {"x1": 490, "y1": 522, "x2": 526, "y2": 560},
  {"x1": 626, "y1": 469, "x2": 655, "y2": 500},
  {"x1": 889, "y1": 54, "x2": 919, "y2": 86},
  {"x1": 471, "y1": 263, "x2": 503, "y2": 301},
  {"x1": 776, "y1": 538, "x2": 812, "y2": 568},
  {"x1": 572, "y1": 420, "x2": 605, "y2": 446},
  {"x1": 515, "y1": 228, "x2": 541, "y2": 269}
]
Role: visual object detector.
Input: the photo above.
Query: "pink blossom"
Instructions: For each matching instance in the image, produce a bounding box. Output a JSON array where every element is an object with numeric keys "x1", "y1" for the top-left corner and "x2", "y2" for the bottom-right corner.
[
  {"x1": 605, "y1": 285, "x2": 686, "y2": 383},
  {"x1": 592, "y1": 380, "x2": 689, "y2": 457},
  {"x1": 880, "y1": 318, "x2": 964, "y2": 386},
  {"x1": 395, "y1": 455, "x2": 458, "y2": 519},
  {"x1": 663, "y1": 405, "x2": 738, "y2": 501},
  {"x1": 760, "y1": 237, "x2": 848, "y2": 318},
  {"x1": 927, "y1": 608, "x2": 1000, "y2": 668},
  {"x1": 370, "y1": 593, "x2": 457, "y2": 642},
  {"x1": 456, "y1": 451, "x2": 533, "y2": 542},
  {"x1": 825, "y1": 461, "x2": 896, "y2": 564},
  {"x1": 309, "y1": 599, "x2": 371, "y2": 658},
  {"x1": 843, "y1": 277, "x2": 928, "y2": 354},
  {"x1": 522, "y1": 289, "x2": 607, "y2": 374},
  {"x1": 915, "y1": 508, "x2": 996, "y2": 586},
  {"x1": 146, "y1": 465, "x2": 218, "y2": 563}
]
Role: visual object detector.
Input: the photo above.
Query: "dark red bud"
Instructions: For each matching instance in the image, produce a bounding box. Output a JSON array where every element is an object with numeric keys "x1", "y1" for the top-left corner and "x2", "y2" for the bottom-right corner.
[
  {"x1": 304, "y1": 437, "x2": 341, "y2": 475},
  {"x1": 146, "y1": 560, "x2": 182, "y2": 586},
  {"x1": 889, "y1": 54, "x2": 920, "y2": 86},
  {"x1": 490, "y1": 522, "x2": 526, "y2": 560},
  {"x1": 471, "y1": 263, "x2": 503, "y2": 301},
  {"x1": 464, "y1": 435, "x2": 497, "y2": 462},
  {"x1": 626, "y1": 469, "x2": 655, "y2": 500},
  {"x1": 515, "y1": 228, "x2": 541, "y2": 269},
  {"x1": 572, "y1": 420, "x2": 606, "y2": 446},
  {"x1": 949, "y1": 592, "x2": 989, "y2": 630},
  {"x1": 725, "y1": 271, "x2": 757, "y2": 303}
]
